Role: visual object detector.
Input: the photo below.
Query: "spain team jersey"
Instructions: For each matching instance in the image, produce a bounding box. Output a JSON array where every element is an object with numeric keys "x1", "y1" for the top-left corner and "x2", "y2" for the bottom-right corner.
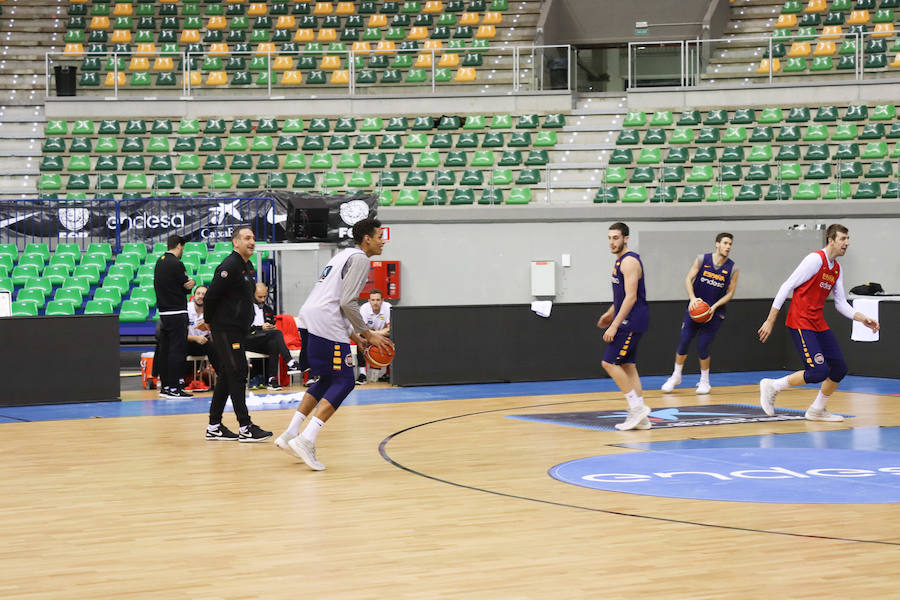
[
  {"x1": 690, "y1": 252, "x2": 734, "y2": 317},
  {"x1": 611, "y1": 251, "x2": 649, "y2": 333},
  {"x1": 786, "y1": 250, "x2": 839, "y2": 332}
]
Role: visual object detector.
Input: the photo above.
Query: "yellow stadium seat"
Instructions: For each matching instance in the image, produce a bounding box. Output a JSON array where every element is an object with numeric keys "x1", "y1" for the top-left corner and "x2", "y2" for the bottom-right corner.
[
  {"x1": 475, "y1": 25, "x2": 496, "y2": 38},
  {"x1": 803, "y1": 0, "x2": 826, "y2": 13},
  {"x1": 821, "y1": 25, "x2": 842, "y2": 39},
  {"x1": 847, "y1": 9, "x2": 869, "y2": 24},
  {"x1": 414, "y1": 53, "x2": 433, "y2": 68},
  {"x1": 206, "y1": 71, "x2": 228, "y2": 85},
  {"x1": 104, "y1": 71, "x2": 126, "y2": 87},
  {"x1": 188, "y1": 71, "x2": 202, "y2": 86},
  {"x1": 320, "y1": 55, "x2": 341, "y2": 69},
  {"x1": 407, "y1": 27, "x2": 429, "y2": 40},
  {"x1": 280, "y1": 70, "x2": 303, "y2": 84},
  {"x1": 813, "y1": 40, "x2": 836, "y2": 56},
  {"x1": 153, "y1": 56, "x2": 174, "y2": 71},
  {"x1": 225, "y1": 0, "x2": 242, "y2": 3},
  {"x1": 787, "y1": 41, "x2": 811, "y2": 57},
  {"x1": 756, "y1": 58, "x2": 780, "y2": 73},
  {"x1": 113, "y1": 3, "x2": 132, "y2": 16},
  {"x1": 89, "y1": 16, "x2": 110, "y2": 30},
  {"x1": 482, "y1": 11, "x2": 502, "y2": 25},
  {"x1": 317, "y1": 28, "x2": 337, "y2": 42},
  {"x1": 375, "y1": 41, "x2": 396, "y2": 54},
  {"x1": 248, "y1": 3, "x2": 268, "y2": 15},
  {"x1": 423, "y1": 1, "x2": 443, "y2": 13},
  {"x1": 329, "y1": 70, "x2": 349, "y2": 84},
  {"x1": 368, "y1": 14, "x2": 388, "y2": 28},
  {"x1": 160, "y1": 0, "x2": 178, "y2": 3},
  {"x1": 454, "y1": 67, "x2": 476, "y2": 82},
  {"x1": 256, "y1": 42, "x2": 276, "y2": 56},
  {"x1": 273, "y1": 56, "x2": 294, "y2": 70},
  {"x1": 294, "y1": 29, "x2": 315, "y2": 42},
  {"x1": 207, "y1": 16, "x2": 227, "y2": 29},
  {"x1": 111, "y1": 29, "x2": 132, "y2": 43},
  {"x1": 423, "y1": 39, "x2": 442, "y2": 51},
  {"x1": 276, "y1": 15, "x2": 296, "y2": 28},
  {"x1": 208, "y1": 43, "x2": 229, "y2": 57},
  {"x1": 352, "y1": 41, "x2": 371, "y2": 53},
  {"x1": 70, "y1": 0, "x2": 89, "y2": 3},
  {"x1": 314, "y1": 2, "x2": 333, "y2": 14},
  {"x1": 180, "y1": 29, "x2": 201, "y2": 44},
  {"x1": 890, "y1": 54, "x2": 900, "y2": 68},
  {"x1": 336, "y1": 2, "x2": 355, "y2": 15},
  {"x1": 775, "y1": 14, "x2": 797, "y2": 28},
  {"x1": 136, "y1": 43, "x2": 157, "y2": 56},
  {"x1": 459, "y1": 12, "x2": 480, "y2": 25},
  {"x1": 873, "y1": 23, "x2": 895, "y2": 38},
  {"x1": 128, "y1": 56, "x2": 150, "y2": 71},
  {"x1": 63, "y1": 43, "x2": 84, "y2": 57},
  {"x1": 438, "y1": 53, "x2": 459, "y2": 67}
]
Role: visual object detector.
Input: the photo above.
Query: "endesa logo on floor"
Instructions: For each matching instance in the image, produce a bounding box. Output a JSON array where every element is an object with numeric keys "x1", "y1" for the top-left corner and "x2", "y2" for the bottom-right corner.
[{"x1": 550, "y1": 448, "x2": 900, "y2": 504}]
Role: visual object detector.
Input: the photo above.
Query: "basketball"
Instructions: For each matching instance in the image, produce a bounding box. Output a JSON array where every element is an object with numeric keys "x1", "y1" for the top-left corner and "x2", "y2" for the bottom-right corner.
[
  {"x1": 690, "y1": 300, "x2": 713, "y2": 323},
  {"x1": 365, "y1": 344, "x2": 396, "y2": 368}
]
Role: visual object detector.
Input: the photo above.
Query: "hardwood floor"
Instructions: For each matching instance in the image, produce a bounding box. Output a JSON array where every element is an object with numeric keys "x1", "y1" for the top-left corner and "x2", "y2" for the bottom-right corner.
[{"x1": 1, "y1": 383, "x2": 898, "y2": 599}]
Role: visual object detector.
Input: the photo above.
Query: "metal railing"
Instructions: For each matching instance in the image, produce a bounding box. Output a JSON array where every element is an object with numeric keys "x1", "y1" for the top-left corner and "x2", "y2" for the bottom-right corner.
[
  {"x1": 628, "y1": 31, "x2": 896, "y2": 88},
  {"x1": 46, "y1": 43, "x2": 572, "y2": 99}
]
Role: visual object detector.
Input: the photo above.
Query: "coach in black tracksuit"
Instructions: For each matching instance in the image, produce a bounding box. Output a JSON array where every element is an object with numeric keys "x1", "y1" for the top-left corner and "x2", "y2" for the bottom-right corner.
[
  {"x1": 153, "y1": 234, "x2": 196, "y2": 398},
  {"x1": 203, "y1": 225, "x2": 271, "y2": 442}
]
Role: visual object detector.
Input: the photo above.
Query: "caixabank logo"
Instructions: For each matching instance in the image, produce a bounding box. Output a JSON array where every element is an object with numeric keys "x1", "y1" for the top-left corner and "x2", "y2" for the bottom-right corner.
[{"x1": 550, "y1": 448, "x2": 900, "y2": 504}]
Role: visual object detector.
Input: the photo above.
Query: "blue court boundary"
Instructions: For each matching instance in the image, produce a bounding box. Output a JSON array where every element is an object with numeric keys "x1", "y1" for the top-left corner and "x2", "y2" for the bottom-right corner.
[{"x1": 1, "y1": 370, "x2": 899, "y2": 424}]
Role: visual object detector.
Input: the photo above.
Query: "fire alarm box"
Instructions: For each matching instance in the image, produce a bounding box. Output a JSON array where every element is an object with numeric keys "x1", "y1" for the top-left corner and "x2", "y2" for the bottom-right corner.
[{"x1": 360, "y1": 260, "x2": 400, "y2": 300}]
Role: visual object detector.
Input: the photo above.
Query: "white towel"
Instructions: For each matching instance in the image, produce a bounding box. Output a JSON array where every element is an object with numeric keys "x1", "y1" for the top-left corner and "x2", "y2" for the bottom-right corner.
[
  {"x1": 851, "y1": 298, "x2": 880, "y2": 342},
  {"x1": 531, "y1": 300, "x2": 552, "y2": 318}
]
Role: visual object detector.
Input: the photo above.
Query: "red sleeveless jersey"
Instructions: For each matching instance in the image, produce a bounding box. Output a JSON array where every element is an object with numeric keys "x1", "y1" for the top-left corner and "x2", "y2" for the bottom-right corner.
[{"x1": 786, "y1": 250, "x2": 839, "y2": 331}]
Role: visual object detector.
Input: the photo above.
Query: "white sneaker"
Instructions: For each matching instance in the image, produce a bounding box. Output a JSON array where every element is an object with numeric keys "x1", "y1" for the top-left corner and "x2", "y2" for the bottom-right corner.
[
  {"x1": 274, "y1": 431, "x2": 299, "y2": 458},
  {"x1": 696, "y1": 381, "x2": 711, "y2": 395},
  {"x1": 635, "y1": 417, "x2": 652, "y2": 430},
  {"x1": 661, "y1": 375, "x2": 681, "y2": 393},
  {"x1": 805, "y1": 408, "x2": 844, "y2": 422},
  {"x1": 615, "y1": 404, "x2": 652, "y2": 431},
  {"x1": 288, "y1": 436, "x2": 326, "y2": 471},
  {"x1": 759, "y1": 378, "x2": 777, "y2": 416}
]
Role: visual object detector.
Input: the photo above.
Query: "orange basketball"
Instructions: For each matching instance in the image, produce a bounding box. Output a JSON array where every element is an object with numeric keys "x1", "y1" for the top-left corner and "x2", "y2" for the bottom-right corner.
[
  {"x1": 689, "y1": 300, "x2": 713, "y2": 323},
  {"x1": 365, "y1": 344, "x2": 396, "y2": 368}
]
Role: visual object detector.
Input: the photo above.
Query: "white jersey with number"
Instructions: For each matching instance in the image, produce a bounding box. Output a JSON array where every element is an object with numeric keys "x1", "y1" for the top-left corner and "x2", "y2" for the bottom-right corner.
[{"x1": 299, "y1": 246, "x2": 368, "y2": 343}]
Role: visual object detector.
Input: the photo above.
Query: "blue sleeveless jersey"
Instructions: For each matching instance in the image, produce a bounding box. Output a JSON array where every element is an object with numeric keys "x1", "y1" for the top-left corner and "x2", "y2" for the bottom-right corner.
[
  {"x1": 690, "y1": 252, "x2": 734, "y2": 317},
  {"x1": 611, "y1": 251, "x2": 649, "y2": 333}
]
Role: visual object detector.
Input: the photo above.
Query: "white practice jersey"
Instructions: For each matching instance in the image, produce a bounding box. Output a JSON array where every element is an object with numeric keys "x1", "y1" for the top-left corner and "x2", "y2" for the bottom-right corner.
[
  {"x1": 299, "y1": 247, "x2": 370, "y2": 342},
  {"x1": 360, "y1": 300, "x2": 391, "y2": 331}
]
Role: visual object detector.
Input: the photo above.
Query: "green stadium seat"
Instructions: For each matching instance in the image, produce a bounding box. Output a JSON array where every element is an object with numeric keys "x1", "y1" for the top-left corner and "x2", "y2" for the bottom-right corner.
[
  {"x1": 622, "y1": 186, "x2": 647, "y2": 203},
  {"x1": 434, "y1": 170, "x2": 456, "y2": 186},
  {"x1": 423, "y1": 189, "x2": 447, "y2": 205},
  {"x1": 623, "y1": 112, "x2": 646, "y2": 127},
  {"x1": 748, "y1": 145, "x2": 773, "y2": 161},
  {"x1": 11, "y1": 301, "x2": 38, "y2": 317},
  {"x1": 87, "y1": 243, "x2": 112, "y2": 262},
  {"x1": 815, "y1": 106, "x2": 839, "y2": 121},
  {"x1": 839, "y1": 161, "x2": 863, "y2": 178},
  {"x1": 824, "y1": 181, "x2": 853, "y2": 199},
  {"x1": 805, "y1": 144, "x2": 830, "y2": 160},
  {"x1": 765, "y1": 183, "x2": 792, "y2": 201},
  {"x1": 24, "y1": 277, "x2": 53, "y2": 296},
  {"x1": 491, "y1": 168, "x2": 513, "y2": 185},
  {"x1": 616, "y1": 130, "x2": 640, "y2": 145},
  {"x1": 686, "y1": 165, "x2": 714, "y2": 182},
  {"x1": 604, "y1": 167, "x2": 626, "y2": 184},
  {"x1": 679, "y1": 185, "x2": 706, "y2": 203},
  {"x1": 708, "y1": 184, "x2": 735, "y2": 202},
  {"x1": 662, "y1": 166, "x2": 685, "y2": 182},
  {"x1": 759, "y1": 108, "x2": 784, "y2": 124},
  {"x1": 670, "y1": 128, "x2": 694, "y2": 144},
  {"x1": 451, "y1": 189, "x2": 475, "y2": 205},
  {"x1": 795, "y1": 182, "x2": 821, "y2": 200},
  {"x1": 677, "y1": 110, "x2": 701, "y2": 126},
  {"x1": 735, "y1": 184, "x2": 761, "y2": 202},
  {"x1": 609, "y1": 149, "x2": 633, "y2": 164},
  {"x1": 635, "y1": 148, "x2": 660, "y2": 165},
  {"x1": 650, "y1": 185, "x2": 677, "y2": 203},
  {"x1": 119, "y1": 299, "x2": 150, "y2": 322},
  {"x1": 835, "y1": 142, "x2": 859, "y2": 159},
  {"x1": 860, "y1": 123, "x2": 885, "y2": 140},
  {"x1": 866, "y1": 161, "x2": 892, "y2": 178},
  {"x1": 746, "y1": 164, "x2": 772, "y2": 180},
  {"x1": 693, "y1": 147, "x2": 717, "y2": 162},
  {"x1": 472, "y1": 150, "x2": 495, "y2": 166},
  {"x1": 54, "y1": 287, "x2": 84, "y2": 306},
  {"x1": 832, "y1": 124, "x2": 858, "y2": 141},
  {"x1": 720, "y1": 146, "x2": 744, "y2": 162},
  {"x1": 498, "y1": 151, "x2": 522, "y2": 166},
  {"x1": 776, "y1": 125, "x2": 801, "y2": 142},
  {"x1": 871, "y1": 104, "x2": 896, "y2": 120},
  {"x1": 885, "y1": 181, "x2": 900, "y2": 199},
  {"x1": 643, "y1": 129, "x2": 666, "y2": 144},
  {"x1": 854, "y1": 182, "x2": 881, "y2": 199},
  {"x1": 806, "y1": 162, "x2": 832, "y2": 179},
  {"x1": 506, "y1": 188, "x2": 531, "y2": 204},
  {"x1": 593, "y1": 187, "x2": 620, "y2": 203},
  {"x1": 629, "y1": 167, "x2": 655, "y2": 184},
  {"x1": 664, "y1": 148, "x2": 689, "y2": 163},
  {"x1": 444, "y1": 151, "x2": 467, "y2": 167},
  {"x1": 720, "y1": 165, "x2": 742, "y2": 182},
  {"x1": 84, "y1": 299, "x2": 115, "y2": 315},
  {"x1": 391, "y1": 153, "x2": 414, "y2": 168},
  {"x1": 123, "y1": 156, "x2": 146, "y2": 171},
  {"x1": 395, "y1": 190, "x2": 420, "y2": 206},
  {"x1": 16, "y1": 287, "x2": 46, "y2": 307},
  {"x1": 292, "y1": 173, "x2": 316, "y2": 188}
]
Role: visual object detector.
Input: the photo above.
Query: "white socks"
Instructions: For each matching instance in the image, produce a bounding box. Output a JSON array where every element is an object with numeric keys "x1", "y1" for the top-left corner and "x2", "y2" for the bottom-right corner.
[
  {"x1": 625, "y1": 389, "x2": 644, "y2": 410},
  {"x1": 672, "y1": 363, "x2": 684, "y2": 378},
  {"x1": 286, "y1": 410, "x2": 307, "y2": 436},
  {"x1": 699, "y1": 368, "x2": 710, "y2": 384},
  {"x1": 811, "y1": 391, "x2": 830, "y2": 411},
  {"x1": 301, "y1": 416, "x2": 325, "y2": 443},
  {"x1": 772, "y1": 376, "x2": 791, "y2": 392}
]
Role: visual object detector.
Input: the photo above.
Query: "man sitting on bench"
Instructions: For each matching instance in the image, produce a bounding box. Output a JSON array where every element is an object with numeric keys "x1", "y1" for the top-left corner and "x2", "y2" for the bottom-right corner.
[{"x1": 244, "y1": 282, "x2": 301, "y2": 391}]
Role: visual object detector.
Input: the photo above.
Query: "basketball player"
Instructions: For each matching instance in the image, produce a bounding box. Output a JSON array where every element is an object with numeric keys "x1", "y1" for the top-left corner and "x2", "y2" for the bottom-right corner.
[
  {"x1": 597, "y1": 222, "x2": 652, "y2": 431},
  {"x1": 274, "y1": 217, "x2": 393, "y2": 470},
  {"x1": 758, "y1": 224, "x2": 879, "y2": 421},
  {"x1": 661, "y1": 233, "x2": 739, "y2": 395}
]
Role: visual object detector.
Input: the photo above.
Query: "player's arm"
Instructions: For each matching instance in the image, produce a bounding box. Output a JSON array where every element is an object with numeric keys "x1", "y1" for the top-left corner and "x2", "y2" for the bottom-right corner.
[
  {"x1": 684, "y1": 255, "x2": 703, "y2": 308},
  {"x1": 758, "y1": 254, "x2": 820, "y2": 342},
  {"x1": 710, "y1": 268, "x2": 739, "y2": 312},
  {"x1": 833, "y1": 270, "x2": 880, "y2": 332},
  {"x1": 340, "y1": 256, "x2": 392, "y2": 350},
  {"x1": 596, "y1": 304, "x2": 614, "y2": 329}
]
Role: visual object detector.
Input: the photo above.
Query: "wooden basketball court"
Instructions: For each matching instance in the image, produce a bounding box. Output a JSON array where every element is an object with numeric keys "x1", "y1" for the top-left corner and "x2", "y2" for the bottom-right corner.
[{"x1": 1, "y1": 378, "x2": 898, "y2": 598}]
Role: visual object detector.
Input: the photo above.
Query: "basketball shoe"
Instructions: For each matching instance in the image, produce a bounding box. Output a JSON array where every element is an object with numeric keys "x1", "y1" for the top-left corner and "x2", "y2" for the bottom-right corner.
[
  {"x1": 696, "y1": 381, "x2": 711, "y2": 395},
  {"x1": 759, "y1": 378, "x2": 777, "y2": 416},
  {"x1": 266, "y1": 377, "x2": 283, "y2": 391},
  {"x1": 274, "y1": 431, "x2": 299, "y2": 458},
  {"x1": 288, "y1": 436, "x2": 326, "y2": 470},
  {"x1": 238, "y1": 423, "x2": 272, "y2": 442},
  {"x1": 206, "y1": 423, "x2": 239, "y2": 441},
  {"x1": 661, "y1": 375, "x2": 681, "y2": 393},
  {"x1": 805, "y1": 408, "x2": 844, "y2": 422},
  {"x1": 615, "y1": 404, "x2": 652, "y2": 431}
]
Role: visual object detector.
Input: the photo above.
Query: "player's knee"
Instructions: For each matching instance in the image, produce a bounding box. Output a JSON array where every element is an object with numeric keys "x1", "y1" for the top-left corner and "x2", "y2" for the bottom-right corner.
[
  {"x1": 828, "y1": 360, "x2": 848, "y2": 383},
  {"x1": 601, "y1": 360, "x2": 616, "y2": 374},
  {"x1": 326, "y1": 375, "x2": 355, "y2": 409},
  {"x1": 803, "y1": 363, "x2": 829, "y2": 384}
]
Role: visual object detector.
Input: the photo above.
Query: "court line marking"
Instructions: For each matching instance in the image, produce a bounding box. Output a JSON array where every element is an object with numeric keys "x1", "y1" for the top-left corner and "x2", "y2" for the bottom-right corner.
[
  {"x1": 0, "y1": 413, "x2": 31, "y2": 422},
  {"x1": 378, "y1": 396, "x2": 900, "y2": 547}
]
